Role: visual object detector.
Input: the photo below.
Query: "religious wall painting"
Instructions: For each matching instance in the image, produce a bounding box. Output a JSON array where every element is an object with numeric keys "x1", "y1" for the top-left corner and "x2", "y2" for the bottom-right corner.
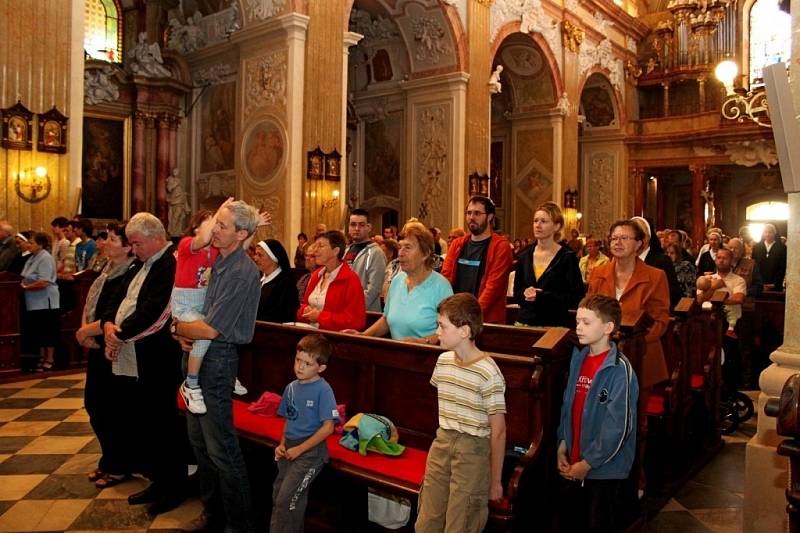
[
  {"x1": 498, "y1": 43, "x2": 555, "y2": 110},
  {"x1": 242, "y1": 118, "x2": 285, "y2": 184},
  {"x1": 501, "y1": 44, "x2": 544, "y2": 78},
  {"x1": 516, "y1": 169, "x2": 552, "y2": 209},
  {"x1": 37, "y1": 106, "x2": 69, "y2": 154},
  {"x1": 197, "y1": 172, "x2": 236, "y2": 211},
  {"x1": 364, "y1": 113, "x2": 402, "y2": 201},
  {"x1": 199, "y1": 81, "x2": 235, "y2": 173},
  {"x1": 581, "y1": 85, "x2": 616, "y2": 128},
  {"x1": 81, "y1": 115, "x2": 129, "y2": 220},
  {"x1": 1, "y1": 100, "x2": 34, "y2": 150}
]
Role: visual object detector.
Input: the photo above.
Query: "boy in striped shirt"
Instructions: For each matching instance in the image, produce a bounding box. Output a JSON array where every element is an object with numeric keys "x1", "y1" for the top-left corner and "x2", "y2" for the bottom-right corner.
[{"x1": 415, "y1": 293, "x2": 506, "y2": 533}]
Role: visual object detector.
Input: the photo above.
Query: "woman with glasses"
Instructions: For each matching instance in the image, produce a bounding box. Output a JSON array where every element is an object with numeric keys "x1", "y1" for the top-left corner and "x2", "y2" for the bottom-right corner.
[
  {"x1": 513, "y1": 202, "x2": 584, "y2": 327},
  {"x1": 297, "y1": 230, "x2": 366, "y2": 331},
  {"x1": 587, "y1": 220, "x2": 670, "y2": 389}
]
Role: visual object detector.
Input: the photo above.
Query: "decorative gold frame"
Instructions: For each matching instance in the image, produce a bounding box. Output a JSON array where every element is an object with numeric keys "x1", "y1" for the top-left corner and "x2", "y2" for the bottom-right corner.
[
  {"x1": 1, "y1": 100, "x2": 34, "y2": 151},
  {"x1": 37, "y1": 106, "x2": 69, "y2": 154}
]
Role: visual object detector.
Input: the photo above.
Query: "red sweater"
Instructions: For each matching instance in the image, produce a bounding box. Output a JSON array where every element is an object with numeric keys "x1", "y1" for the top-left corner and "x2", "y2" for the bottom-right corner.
[
  {"x1": 297, "y1": 262, "x2": 366, "y2": 331},
  {"x1": 441, "y1": 232, "x2": 513, "y2": 324}
]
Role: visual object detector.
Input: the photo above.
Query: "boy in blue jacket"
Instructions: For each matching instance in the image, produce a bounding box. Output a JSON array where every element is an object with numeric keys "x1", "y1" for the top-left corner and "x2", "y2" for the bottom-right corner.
[{"x1": 556, "y1": 294, "x2": 638, "y2": 532}]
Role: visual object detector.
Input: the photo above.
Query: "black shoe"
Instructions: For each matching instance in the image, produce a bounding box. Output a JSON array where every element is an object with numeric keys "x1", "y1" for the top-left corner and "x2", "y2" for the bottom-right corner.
[
  {"x1": 128, "y1": 483, "x2": 160, "y2": 505},
  {"x1": 147, "y1": 493, "x2": 186, "y2": 516}
]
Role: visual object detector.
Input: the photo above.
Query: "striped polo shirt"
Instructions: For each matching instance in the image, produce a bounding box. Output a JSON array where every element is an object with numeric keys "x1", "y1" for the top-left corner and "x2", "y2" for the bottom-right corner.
[{"x1": 430, "y1": 351, "x2": 506, "y2": 438}]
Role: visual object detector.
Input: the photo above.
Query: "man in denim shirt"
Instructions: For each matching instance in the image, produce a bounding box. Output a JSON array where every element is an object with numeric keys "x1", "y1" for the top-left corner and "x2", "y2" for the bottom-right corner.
[{"x1": 172, "y1": 200, "x2": 261, "y2": 533}]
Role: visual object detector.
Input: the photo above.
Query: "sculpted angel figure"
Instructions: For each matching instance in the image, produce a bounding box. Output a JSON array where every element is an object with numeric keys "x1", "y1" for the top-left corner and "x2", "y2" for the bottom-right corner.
[
  {"x1": 489, "y1": 65, "x2": 503, "y2": 94},
  {"x1": 129, "y1": 33, "x2": 172, "y2": 78}
]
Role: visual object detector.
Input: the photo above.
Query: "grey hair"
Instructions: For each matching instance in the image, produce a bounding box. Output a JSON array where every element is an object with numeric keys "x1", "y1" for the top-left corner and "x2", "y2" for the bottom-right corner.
[
  {"x1": 224, "y1": 200, "x2": 259, "y2": 236},
  {"x1": 126, "y1": 212, "x2": 167, "y2": 239}
]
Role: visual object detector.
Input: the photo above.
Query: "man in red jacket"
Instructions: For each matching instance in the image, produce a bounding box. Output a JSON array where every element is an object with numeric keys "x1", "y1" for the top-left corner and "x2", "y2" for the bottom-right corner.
[{"x1": 441, "y1": 195, "x2": 513, "y2": 324}]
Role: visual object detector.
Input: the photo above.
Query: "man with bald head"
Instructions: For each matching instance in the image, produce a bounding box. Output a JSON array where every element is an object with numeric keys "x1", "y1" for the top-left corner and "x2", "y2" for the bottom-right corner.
[{"x1": 0, "y1": 220, "x2": 18, "y2": 272}]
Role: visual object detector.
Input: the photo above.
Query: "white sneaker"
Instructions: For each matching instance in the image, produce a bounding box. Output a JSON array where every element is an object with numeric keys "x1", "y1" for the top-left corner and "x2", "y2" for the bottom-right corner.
[
  {"x1": 233, "y1": 379, "x2": 248, "y2": 396},
  {"x1": 180, "y1": 382, "x2": 207, "y2": 414}
]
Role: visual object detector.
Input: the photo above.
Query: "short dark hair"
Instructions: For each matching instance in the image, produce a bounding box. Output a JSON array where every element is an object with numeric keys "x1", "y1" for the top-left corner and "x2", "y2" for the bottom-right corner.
[
  {"x1": 578, "y1": 294, "x2": 622, "y2": 333},
  {"x1": 32, "y1": 232, "x2": 51, "y2": 250},
  {"x1": 96, "y1": 231, "x2": 108, "y2": 241},
  {"x1": 318, "y1": 230, "x2": 347, "y2": 260},
  {"x1": 467, "y1": 195, "x2": 496, "y2": 216},
  {"x1": 106, "y1": 222, "x2": 130, "y2": 247},
  {"x1": 50, "y1": 217, "x2": 69, "y2": 228},
  {"x1": 297, "y1": 334, "x2": 333, "y2": 365},
  {"x1": 79, "y1": 219, "x2": 94, "y2": 238},
  {"x1": 716, "y1": 246, "x2": 733, "y2": 258},
  {"x1": 184, "y1": 210, "x2": 213, "y2": 237},
  {"x1": 298, "y1": 232, "x2": 308, "y2": 241},
  {"x1": 437, "y1": 293, "x2": 483, "y2": 340},
  {"x1": 350, "y1": 208, "x2": 369, "y2": 219}
]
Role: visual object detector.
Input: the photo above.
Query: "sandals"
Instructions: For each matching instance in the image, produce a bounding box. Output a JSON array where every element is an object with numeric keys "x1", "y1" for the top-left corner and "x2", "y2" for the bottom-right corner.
[
  {"x1": 95, "y1": 473, "x2": 129, "y2": 488},
  {"x1": 87, "y1": 469, "x2": 105, "y2": 482}
]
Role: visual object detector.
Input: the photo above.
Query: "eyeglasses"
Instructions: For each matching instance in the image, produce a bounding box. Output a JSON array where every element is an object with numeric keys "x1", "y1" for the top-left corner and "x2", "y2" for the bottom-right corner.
[
  {"x1": 609, "y1": 235, "x2": 636, "y2": 243},
  {"x1": 465, "y1": 210, "x2": 486, "y2": 217}
]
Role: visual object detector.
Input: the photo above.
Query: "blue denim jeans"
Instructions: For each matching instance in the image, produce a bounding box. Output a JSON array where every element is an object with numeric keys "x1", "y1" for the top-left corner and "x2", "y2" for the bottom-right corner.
[{"x1": 185, "y1": 343, "x2": 254, "y2": 533}]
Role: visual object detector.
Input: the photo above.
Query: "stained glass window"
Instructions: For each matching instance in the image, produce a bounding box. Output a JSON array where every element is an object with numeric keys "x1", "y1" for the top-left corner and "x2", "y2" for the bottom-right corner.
[
  {"x1": 84, "y1": 0, "x2": 122, "y2": 63},
  {"x1": 749, "y1": 0, "x2": 790, "y2": 85}
]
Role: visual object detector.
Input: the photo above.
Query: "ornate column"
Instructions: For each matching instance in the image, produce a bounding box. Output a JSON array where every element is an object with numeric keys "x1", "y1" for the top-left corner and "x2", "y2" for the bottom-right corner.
[
  {"x1": 464, "y1": 0, "x2": 493, "y2": 187},
  {"x1": 631, "y1": 166, "x2": 645, "y2": 216},
  {"x1": 169, "y1": 114, "x2": 179, "y2": 171},
  {"x1": 689, "y1": 164, "x2": 706, "y2": 248},
  {"x1": 697, "y1": 75, "x2": 706, "y2": 113},
  {"x1": 156, "y1": 113, "x2": 172, "y2": 224},
  {"x1": 743, "y1": 7, "x2": 800, "y2": 529},
  {"x1": 662, "y1": 81, "x2": 670, "y2": 117},
  {"x1": 132, "y1": 112, "x2": 149, "y2": 214}
]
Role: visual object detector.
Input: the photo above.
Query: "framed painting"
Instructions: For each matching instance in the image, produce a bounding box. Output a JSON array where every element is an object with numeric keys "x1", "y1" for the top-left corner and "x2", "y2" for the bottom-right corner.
[
  {"x1": 37, "y1": 106, "x2": 69, "y2": 154},
  {"x1": 81, "y1": 114, "x2": 131, "y2": 220},
  {"x1": 1, "y1": 100, "x2": 34, "y2": 150},
  {"x1": 199, "y1": 81, "x2": 235, "y2": 173},
  {"x1": 242, "y1": 118, "x2": 285, "y2": 183}
]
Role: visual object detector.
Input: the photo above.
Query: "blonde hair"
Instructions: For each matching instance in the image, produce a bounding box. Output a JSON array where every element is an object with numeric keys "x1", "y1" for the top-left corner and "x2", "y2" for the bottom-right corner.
[{"x1": 534, "y1": 202, "x2": 565, "y2": 241}]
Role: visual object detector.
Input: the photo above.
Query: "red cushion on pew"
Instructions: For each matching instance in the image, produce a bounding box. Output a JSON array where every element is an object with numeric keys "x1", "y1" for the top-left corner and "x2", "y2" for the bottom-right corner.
[
  {"x1": 644, "y1": 395, "x2": 666, "y2": 416},
  {"x1": 489, "y1": 496, "x2": 512, "y2": 512},
  {"x1": 326, "y1": 434, "x2": 428, "y2": 488},
  {"x1": 232, "y1": 399, "x2": 285, "y2": 442},
  {"x1": 690, "y1": 374, "x2": 704, "y2": 389}
]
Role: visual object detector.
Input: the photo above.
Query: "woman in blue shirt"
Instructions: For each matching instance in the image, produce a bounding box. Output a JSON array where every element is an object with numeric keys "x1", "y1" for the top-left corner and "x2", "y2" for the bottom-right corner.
[
  {"x1": 20, "y1": 232, "x2": 60, "y2": 371},
  {"x1": 345, "y1": 221, "x2": 452, "y2": 343}
]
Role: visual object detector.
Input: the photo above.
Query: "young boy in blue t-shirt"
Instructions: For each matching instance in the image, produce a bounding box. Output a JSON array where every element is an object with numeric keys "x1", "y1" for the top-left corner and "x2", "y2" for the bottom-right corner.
[
  {"x1": 556, "y1": 294, "x2": 638, "y2": 532},
  {"x1": 271, "y1": 334, "x2": 339, "y2": 533}
]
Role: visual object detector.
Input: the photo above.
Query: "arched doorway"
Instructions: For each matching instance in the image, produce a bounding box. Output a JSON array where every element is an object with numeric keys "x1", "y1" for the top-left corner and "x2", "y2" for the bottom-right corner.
[
  {"x1": 578, "y1": 72, "x2": 624, "y2": 240},
  {"x1": 490, "y1": 32, "x2": 559, "y2": 240}
]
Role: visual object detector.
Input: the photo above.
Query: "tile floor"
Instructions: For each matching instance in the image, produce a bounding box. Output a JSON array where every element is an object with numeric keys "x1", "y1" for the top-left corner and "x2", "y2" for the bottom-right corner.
[{"x1": 0, "y1": 373, "x2": 757, "y2": 532}]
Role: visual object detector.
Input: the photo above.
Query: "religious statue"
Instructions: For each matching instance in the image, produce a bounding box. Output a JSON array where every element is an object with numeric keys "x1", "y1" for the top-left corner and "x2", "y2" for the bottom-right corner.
[
  {"x1": 167, "y1": 12, "x2": 206, "y2": 54},
  {"x1": 166, "y1": 168, "x2": 191, "y2": 237},
  {"x1": 646, "y1": 57, "x2": 657, "y2": 75},
  {"x1": 84, "y1": 66, "x2": 120, "y2": 105},
  {"x1": 128, "y1": 33, "x2": 172, "y2": 78},
  {"x1": 556, "y1": 92, "x2": 571, "y2": 116},
  {"x1": 489, "y1": 65, "x2": 503, "y2": 94},
  {"x1": 226, "y1": 0, "x2": 241, "y2": 36}
]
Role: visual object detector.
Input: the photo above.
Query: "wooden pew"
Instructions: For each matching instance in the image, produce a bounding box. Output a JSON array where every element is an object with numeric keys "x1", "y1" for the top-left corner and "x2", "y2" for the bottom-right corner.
[
  {"x1": 237, "y1": 321, "x2": 574, "y2": 529},
  {"x1": 57, "y1": 270, "x2": 98, "y2": 368},
  {"x1": 0, "y1": 272, "x2": 23, "y2": 374}
]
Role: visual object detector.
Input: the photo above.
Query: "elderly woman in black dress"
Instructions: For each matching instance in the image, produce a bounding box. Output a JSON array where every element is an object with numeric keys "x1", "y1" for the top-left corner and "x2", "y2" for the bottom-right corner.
[{"x1": 253, "y1": 239, "x2": 300, "y2": 323}]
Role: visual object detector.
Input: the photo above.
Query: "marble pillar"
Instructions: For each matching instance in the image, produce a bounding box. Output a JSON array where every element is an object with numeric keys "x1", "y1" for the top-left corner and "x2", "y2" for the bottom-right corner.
[
  {"x1": 156, "y1": 114, "x2": 171, "y2": 224},
  {"x1": 132, "y1": 112, "x2": 147, "y2": 214}
]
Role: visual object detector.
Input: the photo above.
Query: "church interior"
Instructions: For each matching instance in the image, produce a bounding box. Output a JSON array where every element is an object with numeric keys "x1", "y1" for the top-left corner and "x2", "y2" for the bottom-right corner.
[{"x1": 0, "y1": 0, "x2": 798, "y2": 531}]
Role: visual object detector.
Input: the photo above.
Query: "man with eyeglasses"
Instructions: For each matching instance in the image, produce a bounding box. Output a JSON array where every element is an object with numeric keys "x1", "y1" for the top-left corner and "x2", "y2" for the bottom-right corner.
[
  {"x1": 344, "y1": 208, "x2": 386, "y2": 311},
  {"x1": 441, "y1": 195, "x2": 513, "y2": 324}
]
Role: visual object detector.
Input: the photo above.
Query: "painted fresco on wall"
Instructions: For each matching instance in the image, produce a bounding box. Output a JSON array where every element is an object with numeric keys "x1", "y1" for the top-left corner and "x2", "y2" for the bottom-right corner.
[
  {"x1": 364, "y1": 114, "x2": 402, "y2": 200},
  {"x1": 197, "y1": 172, "x2": 236, "y2": 210},
  {"x1": 243, "y1": 119, "x2": 285, "y2": 183},
  {"x1": 200, "y1": 82, "x2": 235, "y2": 173},
  {"x1": 581, "y1": 85, "x2": 616, "y2": 127},
  {"x1": 516, "y1": 170, "x2": 552, "y2": 208},
  {"x1": 498, "y1": 43, "x2": 555, "y2": 110},
  {"x1": 81, "y1": 117, "x2": 124, "y2": 219}
]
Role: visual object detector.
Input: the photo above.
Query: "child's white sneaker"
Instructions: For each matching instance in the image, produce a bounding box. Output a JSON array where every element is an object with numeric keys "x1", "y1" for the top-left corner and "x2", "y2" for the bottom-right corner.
[
  {"x1": 180, "y1": 381, "x2": 207, "y2": 414},
  {"x1": 233, "y1": 379, "x2": 248, "y2": 396}
]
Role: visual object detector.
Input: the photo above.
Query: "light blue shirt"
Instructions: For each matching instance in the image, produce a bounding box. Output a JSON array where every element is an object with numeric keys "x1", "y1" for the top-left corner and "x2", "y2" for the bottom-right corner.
[
  {"x1": 384, "y1": 270, "x2": 453, "y2": 339},
  {"x1": 20, "y1": 250, "x2": 59, "y2": 311}
]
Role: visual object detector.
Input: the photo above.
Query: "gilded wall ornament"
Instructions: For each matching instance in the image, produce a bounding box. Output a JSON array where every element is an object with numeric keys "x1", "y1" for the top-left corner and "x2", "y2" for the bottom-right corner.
[
  {"x1": 561, "y1": 20, "x2": 584, "y2": 54},
  {"x1": 416, "y1": 104, "x2": 449, "y2": 226},
  {"x1": 245, "y1": 51, "x2": 287, "y2": 115}
]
